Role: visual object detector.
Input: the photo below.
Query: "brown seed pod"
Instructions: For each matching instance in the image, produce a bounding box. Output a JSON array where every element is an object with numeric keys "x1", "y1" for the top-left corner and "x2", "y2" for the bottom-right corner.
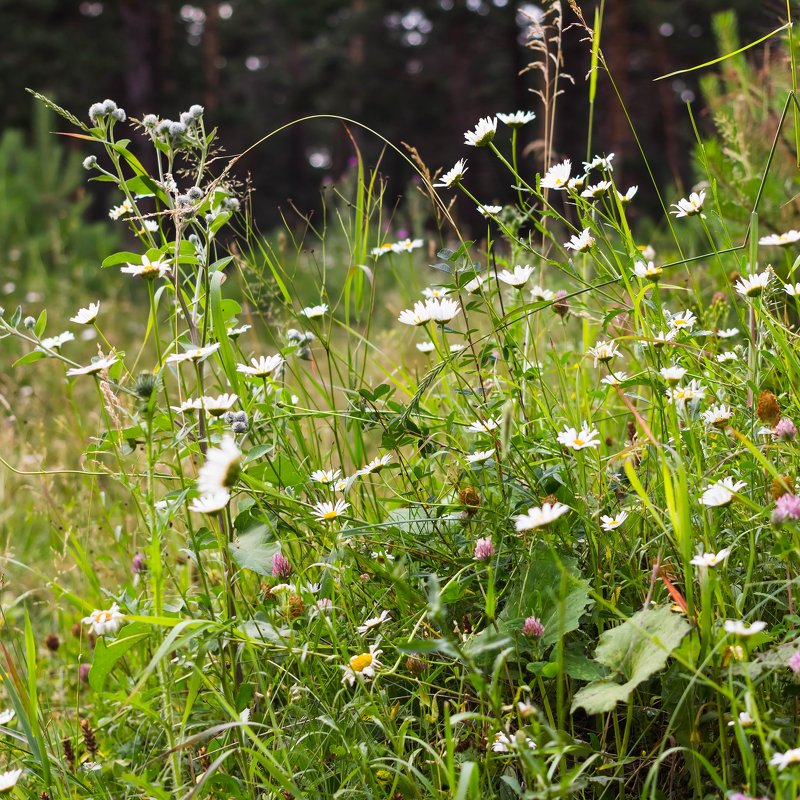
[{"x1": 757, "y1": 390, "x2": 780, "y2": 425}]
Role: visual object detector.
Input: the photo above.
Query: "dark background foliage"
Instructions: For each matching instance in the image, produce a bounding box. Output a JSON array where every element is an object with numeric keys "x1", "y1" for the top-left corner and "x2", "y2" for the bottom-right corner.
[{"x1": 0, "y1": 0, "x2": 784, "y2": 229}]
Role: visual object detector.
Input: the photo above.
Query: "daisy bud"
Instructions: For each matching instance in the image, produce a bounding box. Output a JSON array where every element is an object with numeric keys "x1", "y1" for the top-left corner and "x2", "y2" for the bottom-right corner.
[
  {"x1": 169, "y1": 121, "x2": 187, "y2": 137},
  {"x1": 142, "y1": 114, "x2": 159, "y2": 129},
  {"x1": 23, "y1": 316, "x2": 35, "y2": 329},
  {"x1": 82, "y1": 155, "x2": 97, "y2": 170},
  {"x1": 101, "y1": 99, "x2": 118, "y2": 114},
  {"x1": 187, "y1": 186, "x2": 203, "y2": 201},
  {"x1": 111, "y1": 108, "x2": 127, "y2": 122},
  {"x1": 88, "y1": 102, "x2": 105, "y2": 123},
  {"x1": 189, "y1": 104, "x2": 205, "y2": 119}
]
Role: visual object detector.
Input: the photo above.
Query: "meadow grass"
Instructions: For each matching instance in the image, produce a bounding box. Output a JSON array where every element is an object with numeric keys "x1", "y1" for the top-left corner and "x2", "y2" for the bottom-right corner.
[{"x1": 2, "y1": 6, "x2": 800, "y2": 799}]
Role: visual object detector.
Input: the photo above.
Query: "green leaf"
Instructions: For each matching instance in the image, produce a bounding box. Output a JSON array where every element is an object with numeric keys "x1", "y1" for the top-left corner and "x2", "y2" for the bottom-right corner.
[
  {"x1": 33, "y1": 309, "x2": 47, "y2": 338},
  {"x1": 209, "y1": 271, "x2": 240, "y2": 396},
  {"x1": 12, "y1": 351, "x2": 47, "y2": 368},
  {"x1": 229, "y1": 529, "x2": 280, "y2": 576},
  {"x1": 89, "y1": 623, "x2": 150, "y2": 692},
  {"x1": 102, "y1": 251, "x2": 142, "y2": 268},
  {"x1": 571, "y1": 606, "x2": 691, "y2": 714}
]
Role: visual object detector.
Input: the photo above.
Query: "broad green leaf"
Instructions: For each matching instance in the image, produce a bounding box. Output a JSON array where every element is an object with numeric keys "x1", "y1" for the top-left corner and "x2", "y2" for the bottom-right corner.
[
  {"x1": 89, "y1": 622, "x2": 150, "y2": 692},
  {"x1": 229, "y1": 529, "x2": 280, "y2": 576},
  {"x1": 571, "y1": 605, "x2": 691, "y2": 714}
]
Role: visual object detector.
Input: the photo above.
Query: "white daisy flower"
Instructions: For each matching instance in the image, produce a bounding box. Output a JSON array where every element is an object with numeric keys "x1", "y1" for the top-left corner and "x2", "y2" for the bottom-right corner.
[
  {"x1": 497, "y1": 110, "x2": 535, "y2": 127},
  {"x1": 341, "y1": 643, "x2": 382, "y2": 685},
  {"x1": 728, "y1": 711, "x2": 754, "y2": 727},
  {"x1": 492, "y1": 731, "x2": 513, "y2": 753},
  {"x1": 370, "y1": 242, "x2": 397, "y2": 258},
  {"x1": 564, "y1": 228, "x2": 595, "y2": 252},
  {"x1": 785, "y1": 283, "x2": 800, "y2": 296},
  {"x1": 466, "y1": 418, "x2": 500, "y2": 434},
  {"x1": 641, "y1": 330, "x2": 677, "y2": 349},
  {"x1": 702, "y1": 404, "x2": 733, "y2": 428},
  {"x1": 422, "y1": 286, "x2": 450, "y2": 299},
  {"x1": 557, "y1": 423, "x2": 601, "y2": 450},
  {"x1": 666, "y1": 309, "x2": 697, "y2": 331},
  {"x1": 716, "y1": 351, "x2": 738, "y2": 363},
  {"x1": 584, "y1": 153, "x2": 615, "y2": 172},
  {"x1": 312, "y1": 499, "x2": 350, "y2": 522},
  {"x1": 496, "y1": 264, "x2": 534, "y2": 287},
  {"x1": 398, "y1": 301, "x2": 431, "y2": 326},
  {"x1": 690, "y1": 548, "x2": 731, "y2": 568},
  {"x1": 197, "y1": 435, "x2": 242, "y2": 495},
  {"x1": 716, "y1": 328, "x2": 739, "y2": 338},
  {"x1": 660, "y1": 365, "x2": 687, "y2": 385},
  {"x1": 600, "y1": 510, "x2": 628, "y2": 531},
  {"x1": 699, "y1": 477, "x2": 746, "y2": 507},
  {"x1": 616, "y1": 186, "x2": 638, "y2": 204},
  {"x1": 70, "y1": 302, "x2": 100, "y2": 325},
  {"x1": 449, "y1": 342, "x2": 466, "y2": 353},
  {"x1": 463, "y1": 273, "x2": 490, "y2": 294},
  {"x1": 464, "y1": 116, "x2": 497, "y2": 147},
  {"x1": 601, "y1": 372, "x2": 628, "y2": 386},
  {"x1": 587, "y1": 340, "x2": 620, "y2": 367},
  {"x1": 237, "y1": 354, "x2": 284, "y2": 377},
  {"x1": 357, "y1": 609, "x2": 391, "y2": 634},
  {"x1": 310, "y1": 469, "x2": 342, "y2": 485},
  {"x1": 633, "y1": 260, "x2": 662, "y2": 281},
  {"x1": 723, "y1": 619, "x2": 767, "y2": 637},
  {"x1": 734, "y1": 270, "x2": 772, "y2": 298},
  {"x1": 392, "y1": 238, "x2": 424, "y2": 254},
  {"x1": 109, "y1": 198, "x2": 133, "y2": 220},
  {"x1": 666, "y1": 379, "x2": 706, "y2": 407},
  {"x1": 82, "y1": 603, "x2": 125, "y2": 636},
  {"x1": 66, "y1": 354, "x2": 119, "y2": 377},
  {"x1": 466, "y1": 449, "x2": 494, "y2": 463},
  {"x1": 189, "y1": 491, "x2": 231, "y2": 514},
  {"x1": 477, "y1": 204, "x2": 503, "y2": 217},
  {"x1": 434, "y1": 159, "x2": 468, "y2": 188},
  {"x1": 770, "y1": 747, "x2": 800, "y2": 770},
  {"x1": 171, "y1": 398, "x2": 203, "y2": 414},
  {"x1": 165, "y1": 342, "x2": 221, "y2": 364},
  {"x1": 514, "y1": 502, "x2": 570, "y2": 531},
  {"x1": 38, "y1": 331, "x2": 75, "y2": 351},
  {"x1": 120, "y1": 253, "x2": 172, "y2": 279},
  {"x1": 529, "y1": 286, "x2": 555, "y2": 302},
  {"x1": 301, "y1": 304, "x2": 328, "y2": 319},
  {"x1": 199, "y1": 393, "x2": 238, "y2": 416},
  {"x1": 567, "y1": 175, "x2": 586, "y2": 190},
  {"x1": 580, "y1": 180, "x2": 612, "y2": 199},
  {"x1": 670, "y1": 190, "x2": 706, "y2": 218},
  {"x1": 0, "y1": 769, "x2": 22, "y2": 793},
  {"x1": 0, "y1": 710, "x2": 14, "y2": 726},
  {"x1": 760, "y1": 230, "x2": 800, "y2": 246},
  {"x1": 416, "y1": 341, "x2": 436, "y2": 353},
  {"x1": 424, "y1": 297, "x2": 460, "y2": 323},
  {"x1": 540, "y1": 159, "x2": 571, "y2": 190},
  {"x1": 227, "y1": 324, "x2": 252, "y2": 338},
  {"x1": 357, "y1": 454, "x2": 392, "y2": 476}
]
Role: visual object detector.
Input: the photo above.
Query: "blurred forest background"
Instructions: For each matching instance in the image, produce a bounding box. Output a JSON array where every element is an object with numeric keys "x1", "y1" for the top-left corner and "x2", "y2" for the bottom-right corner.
[{"x1": 0, "y1": 0, "x2": 787, "y2": 231}]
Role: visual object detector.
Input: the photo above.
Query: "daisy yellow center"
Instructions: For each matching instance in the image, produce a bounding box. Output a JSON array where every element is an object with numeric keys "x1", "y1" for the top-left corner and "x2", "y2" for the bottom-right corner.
[
  {"x1": 350, "y1": 653, "x2": 373, "y2": 672},
  {"x1": 573, "y1": 438, "x2": 585, "y2": 446},
  {"x1": 98, "y1": 611, "x2": 113, "y2": 622},
  {"x1": 322, "y1": 509, "x2": 339, "y2": 520}
]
